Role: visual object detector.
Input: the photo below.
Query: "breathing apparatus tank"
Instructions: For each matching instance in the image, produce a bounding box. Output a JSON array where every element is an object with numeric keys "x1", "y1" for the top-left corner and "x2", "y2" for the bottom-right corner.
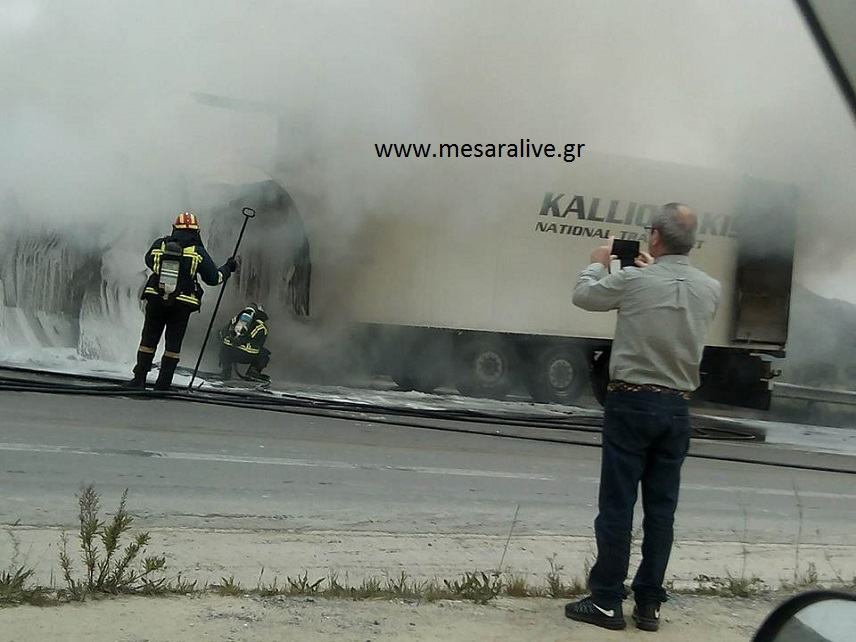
[{"x1": 158, "y1": 241, "x2": 184, "y2": 300}]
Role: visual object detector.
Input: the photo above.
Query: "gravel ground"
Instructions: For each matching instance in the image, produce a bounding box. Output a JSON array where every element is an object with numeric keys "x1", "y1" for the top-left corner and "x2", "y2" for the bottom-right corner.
[{"x1": 0, "y1": 593, "x2": 783, "y2": 641}]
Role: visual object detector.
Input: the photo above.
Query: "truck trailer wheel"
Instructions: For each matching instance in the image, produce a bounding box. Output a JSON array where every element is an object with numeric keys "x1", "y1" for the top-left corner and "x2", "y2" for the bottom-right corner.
[
  {"x1": 454, "y1": 337, "x2": 515, "y2": 399},
  {"x1": 526, "y1": 345, "x2": 587, "y2": 404}
]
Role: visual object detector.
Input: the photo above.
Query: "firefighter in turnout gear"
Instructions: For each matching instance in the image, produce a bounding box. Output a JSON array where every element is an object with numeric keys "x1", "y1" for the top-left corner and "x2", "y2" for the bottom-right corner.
[
  {"x1": 219, "y1": 303, "x2": 271, "y2": 382},
  {"x1": 127, "y1": 212, "x2": 238, "y2": 390}
]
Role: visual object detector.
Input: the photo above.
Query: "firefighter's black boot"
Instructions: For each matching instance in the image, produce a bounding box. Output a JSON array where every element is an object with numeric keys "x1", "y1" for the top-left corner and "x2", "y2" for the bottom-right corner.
[
  {"x1": 126, "y1": 349, "x2": 155, "y2": 389},
  {"x1": 218, "y1": 343, "x2": 233, "y2": 380},
  {"x1": 245, "y1": 365, "x2": 270, "y2": 382},
  {"x1": 155, "y1": 354, "x2": 180, "y2": 391}
]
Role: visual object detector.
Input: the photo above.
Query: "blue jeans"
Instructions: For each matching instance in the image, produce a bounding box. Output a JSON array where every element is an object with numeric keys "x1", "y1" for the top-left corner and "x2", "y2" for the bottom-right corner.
[{"x1": 588, "y1": 390, "x2": 691, "y2": 606}]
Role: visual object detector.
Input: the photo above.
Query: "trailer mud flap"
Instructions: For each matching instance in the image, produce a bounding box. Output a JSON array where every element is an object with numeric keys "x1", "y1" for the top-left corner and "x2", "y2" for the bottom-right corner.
[
  {"x1": 593, "y1": 348, "x2": 774, "y2": 411},
  {"x1": 697, "y1": 350, "x2": 773, "y2": 410}
]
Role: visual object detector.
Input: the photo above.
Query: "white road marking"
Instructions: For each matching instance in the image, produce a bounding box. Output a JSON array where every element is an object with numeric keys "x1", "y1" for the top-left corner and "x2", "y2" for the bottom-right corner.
[
  {"x1": 681, "y1": 482, "x2": 856, "y2": 501},
  {"x1": 578, "y1": 476, "x2": 856, "y2": 501},
  {"x1": 0, "y1": 442, "x2": 553, "y2": 481}
]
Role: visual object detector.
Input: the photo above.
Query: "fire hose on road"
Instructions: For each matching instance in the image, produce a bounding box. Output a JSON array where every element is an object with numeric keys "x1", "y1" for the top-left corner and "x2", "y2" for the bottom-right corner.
[{"x1": 0, "y1": 365, "x2": 854, "y2": 475}]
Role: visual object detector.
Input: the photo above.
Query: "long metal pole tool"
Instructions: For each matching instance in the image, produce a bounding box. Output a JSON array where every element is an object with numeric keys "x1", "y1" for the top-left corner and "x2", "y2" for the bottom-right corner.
[{"x1": 187, "y1": 206, "x2": 256, "y2": 390}]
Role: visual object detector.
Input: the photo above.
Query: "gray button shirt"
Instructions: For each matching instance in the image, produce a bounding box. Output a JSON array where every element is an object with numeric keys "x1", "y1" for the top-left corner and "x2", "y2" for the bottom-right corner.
[{"x1": 572, "y1": 255, "x2": 721, "y2": 391}]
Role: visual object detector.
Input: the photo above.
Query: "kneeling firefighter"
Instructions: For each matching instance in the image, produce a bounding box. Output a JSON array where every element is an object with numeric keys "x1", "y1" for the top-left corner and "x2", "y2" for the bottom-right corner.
[
  {"x1": 128, "y1": 212, "x2": 238, "y2": 390},
  {"x1": 219, "y1": 303, "x2": 271, "y2": 381}
]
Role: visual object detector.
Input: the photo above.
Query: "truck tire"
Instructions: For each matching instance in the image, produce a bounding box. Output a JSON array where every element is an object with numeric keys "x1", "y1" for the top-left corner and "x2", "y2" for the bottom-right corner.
[
  {"x1": 526, "y1": 345, "x2": 588, "y2": 404},
  {"x1": 454, "y1": 336, "x2": 515, "y2": 399}
]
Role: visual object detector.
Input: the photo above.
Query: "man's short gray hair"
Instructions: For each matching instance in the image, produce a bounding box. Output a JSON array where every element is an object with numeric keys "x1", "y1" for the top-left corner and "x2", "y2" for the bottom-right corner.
[{"x1": 650, "y1": 202, "x2": 698, "y2": 254}]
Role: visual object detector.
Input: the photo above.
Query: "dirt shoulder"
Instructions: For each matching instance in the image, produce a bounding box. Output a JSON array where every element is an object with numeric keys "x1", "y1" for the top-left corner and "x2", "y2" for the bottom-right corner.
[
  {"x1": 5, "y1": 526, "x2": 856, "y2": 592},
  {"x1": 0, "y1": 593, "x2": 779, "y2": 642}
]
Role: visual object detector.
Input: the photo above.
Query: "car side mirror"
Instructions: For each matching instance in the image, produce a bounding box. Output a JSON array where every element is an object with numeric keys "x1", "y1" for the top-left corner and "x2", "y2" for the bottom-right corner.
[{"x1": 753, "y1": 590, "x2": 856, "y2": 642}]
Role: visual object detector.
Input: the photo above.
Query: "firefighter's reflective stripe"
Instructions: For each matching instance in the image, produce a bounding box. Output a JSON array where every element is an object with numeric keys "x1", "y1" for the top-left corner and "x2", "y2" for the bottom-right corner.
[
  {"x1": 175, "y1": 293, "x2": 200, "y2": 306},
  {"x1": 182, "y1": 246, "x2": 203, "y2": 277},
  {"x1": 185, "y1": 244, "x2": 225, "y2": 286},
  {"x1": 144, "y1": 287, "x2": 159, "y2": 296},
  {"x1": 250, "y1": 323, "x2": 268, "y2": 339},
  {"x1": 223, "y1": 336, "x2": 258, "y2": 354},
  {"x1": 223, "y1": 337, "x2": 259, "y2": 354},
  {"x1": 151, "y1": 247, "x2": 164, "y2": 273}
]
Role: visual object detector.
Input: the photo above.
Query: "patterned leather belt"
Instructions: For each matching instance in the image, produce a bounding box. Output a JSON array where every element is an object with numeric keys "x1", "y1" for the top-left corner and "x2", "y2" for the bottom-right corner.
[{"x1": 607, "y1": 381, "x2": 692, "y2": 400}]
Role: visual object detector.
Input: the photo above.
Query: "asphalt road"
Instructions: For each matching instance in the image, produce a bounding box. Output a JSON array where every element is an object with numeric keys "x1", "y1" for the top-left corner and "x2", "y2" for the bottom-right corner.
[{"x1": 2, "y1": 390, "x2": 855, "y2": 547}]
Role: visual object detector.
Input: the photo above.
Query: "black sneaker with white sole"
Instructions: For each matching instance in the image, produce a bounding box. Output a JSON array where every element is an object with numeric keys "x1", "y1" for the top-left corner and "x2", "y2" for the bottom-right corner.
[
  {"x1": 564, "y1": 596, "x2": 626, "y2": 630},
  {"x1": 633, "y1": 602, "x2": 661, "y2": 631}
]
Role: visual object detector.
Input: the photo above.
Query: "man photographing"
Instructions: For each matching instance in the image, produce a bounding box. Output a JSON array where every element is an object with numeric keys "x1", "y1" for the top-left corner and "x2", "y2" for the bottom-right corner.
[{"x1": 565, "y1": 203, "x2": 721, "y2": 632}]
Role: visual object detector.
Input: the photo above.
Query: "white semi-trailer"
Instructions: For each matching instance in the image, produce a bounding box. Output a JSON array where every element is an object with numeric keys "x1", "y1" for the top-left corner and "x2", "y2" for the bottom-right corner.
[
  {"x1": 217, "y1": 151, "x2": 794, "y2": 410},
  {"x1": 0, "y1": 144, "x2": 795, "y2": 411}
]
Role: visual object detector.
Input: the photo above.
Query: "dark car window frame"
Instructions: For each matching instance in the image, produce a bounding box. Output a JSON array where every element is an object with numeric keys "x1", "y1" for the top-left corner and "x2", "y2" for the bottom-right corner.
[{"x1": 795, "y1": 0, "x2": 856, "y2": 123}]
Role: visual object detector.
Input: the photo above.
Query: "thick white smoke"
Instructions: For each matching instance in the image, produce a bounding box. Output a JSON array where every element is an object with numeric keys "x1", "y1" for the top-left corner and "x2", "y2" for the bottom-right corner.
[{"x1": 0, "y1": 0, "x2": 853, "y2": 375}]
